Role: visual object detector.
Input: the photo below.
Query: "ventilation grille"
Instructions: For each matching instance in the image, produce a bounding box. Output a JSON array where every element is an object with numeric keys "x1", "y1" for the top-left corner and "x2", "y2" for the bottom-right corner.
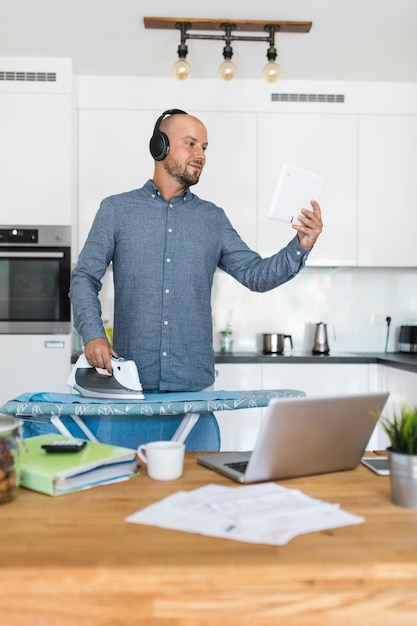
[
  {"x1": 0, "y1": 71, "x2": 57, "y2": 82},
  {"x1": 271, "y1": 93, "x2": 345, "y2": 104}
]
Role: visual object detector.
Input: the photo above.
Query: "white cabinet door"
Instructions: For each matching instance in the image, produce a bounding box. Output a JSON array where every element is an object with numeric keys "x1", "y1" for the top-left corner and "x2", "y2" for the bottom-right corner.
[
  {"x1": 379, "y1": 366, "x2": 417, "y2": 406},
  {"x1": 191, "y1": 111, "x2": 258, "y2": 250},
  {"x1": 257, "y1": 114, "x2": 358, "y2": 266},
  {"x1": 0, "y1": 335, "x2": 71, "y2": 404},
  {"x1": 375, "y1": 365, "x2": 417, "y2": 449},
  {"x1": 261, "y1": 363, "x2": 370, "y2": 397},
  {"x1": 214, "y1": 364, "x2": 262, "y2": 451},
  {"x1": 261, "y1": 363, "x2": 380, "y2": 450},
  {"x1": 0, "y1": 93, "x2": 71, "y2": 225},
  {"x1": 77, "y1": 109, "x2": 155, "y2": 255},
  {"x1": 358, "y1": 116, "x2": 417, "y2": 266}
]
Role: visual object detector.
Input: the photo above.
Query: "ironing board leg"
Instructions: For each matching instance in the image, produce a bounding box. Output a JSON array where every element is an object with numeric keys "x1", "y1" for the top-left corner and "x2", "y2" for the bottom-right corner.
[
  {"x1": 50, "y1": 415, "x2": 99, "y2": 442},
  {"x1": 50, "y1": 416, "x2": 73, "y2": 438},
  {"x1": 70, "y1": 416, "x2": 99, "y2": 442},
  {"x1": 171, "y1": 412, "x2": 200, "y2": 444}
]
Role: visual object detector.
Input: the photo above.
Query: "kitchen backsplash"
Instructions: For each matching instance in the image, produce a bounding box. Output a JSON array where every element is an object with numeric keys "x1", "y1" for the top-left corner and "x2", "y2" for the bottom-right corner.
[
  {"x1": 97, "y1": 265, "x2": 417, "y2": 355},
  {"x1": 211, "y1": 266, "x2": 417, "y2": 354}
]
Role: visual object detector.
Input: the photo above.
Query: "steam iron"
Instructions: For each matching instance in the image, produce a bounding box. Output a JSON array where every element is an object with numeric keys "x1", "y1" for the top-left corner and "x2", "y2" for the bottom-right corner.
[{"x1": 67, "y1": 354, "x2": 145, "y2": 400}]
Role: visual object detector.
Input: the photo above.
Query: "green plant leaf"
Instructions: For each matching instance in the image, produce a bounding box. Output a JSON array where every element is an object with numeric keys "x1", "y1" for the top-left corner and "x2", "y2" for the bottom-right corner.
[{"x1": 381, "y1": 404, "x2": 417, "y2": 455}]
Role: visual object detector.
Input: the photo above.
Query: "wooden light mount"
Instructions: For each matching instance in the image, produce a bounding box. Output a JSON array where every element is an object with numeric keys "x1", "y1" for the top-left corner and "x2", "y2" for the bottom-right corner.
[{"x1": 143, "y1": 18, "x2": 312, "y2": 34}]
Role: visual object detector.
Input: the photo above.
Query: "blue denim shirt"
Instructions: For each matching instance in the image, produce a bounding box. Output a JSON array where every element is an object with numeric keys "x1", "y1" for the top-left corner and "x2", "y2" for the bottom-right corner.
[{"x1": 70, "y1": 179, "x2": 310, "y2": 391}]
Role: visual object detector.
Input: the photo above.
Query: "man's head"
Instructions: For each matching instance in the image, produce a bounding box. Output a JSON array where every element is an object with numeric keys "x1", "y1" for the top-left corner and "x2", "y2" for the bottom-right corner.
[{"x1": 151, "y1": 110, "x2": 208, "y2": 190}]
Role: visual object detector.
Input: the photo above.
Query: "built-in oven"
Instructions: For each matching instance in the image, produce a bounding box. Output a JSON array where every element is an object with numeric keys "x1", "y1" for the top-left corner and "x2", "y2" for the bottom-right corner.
[{"x1": 0, "y1": 225, "x2": 71, "y2": 334}]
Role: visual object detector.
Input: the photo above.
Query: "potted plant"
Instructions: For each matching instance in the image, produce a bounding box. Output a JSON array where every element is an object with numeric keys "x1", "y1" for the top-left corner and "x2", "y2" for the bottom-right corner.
[{"x1": 380, "y1": 404, "x2": 417, "y2": 509}]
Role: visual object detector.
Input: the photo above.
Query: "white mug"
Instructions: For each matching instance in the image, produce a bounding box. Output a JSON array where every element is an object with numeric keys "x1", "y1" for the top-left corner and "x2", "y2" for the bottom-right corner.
[{"x1": 137, "y1": 441, "x2": 185, "y2": 481}]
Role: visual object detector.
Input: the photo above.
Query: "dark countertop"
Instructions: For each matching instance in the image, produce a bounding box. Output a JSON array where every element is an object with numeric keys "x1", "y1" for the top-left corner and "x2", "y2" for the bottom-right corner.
[
  {"x1": 214, "y1": 351, "x2": 417, "y2": 374},
  {"x1": 72, "y1": 351, "x2": 417, "y2": 374}
]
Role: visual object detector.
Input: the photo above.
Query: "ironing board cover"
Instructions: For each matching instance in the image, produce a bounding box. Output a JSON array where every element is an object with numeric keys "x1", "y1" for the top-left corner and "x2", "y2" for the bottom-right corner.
[{"x1": 0, "y1": 389, "x2": 306, "y2": 422}]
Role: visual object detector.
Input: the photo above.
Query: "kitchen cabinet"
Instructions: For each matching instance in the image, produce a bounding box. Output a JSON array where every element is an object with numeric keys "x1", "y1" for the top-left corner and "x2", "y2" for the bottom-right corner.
[
  {"x1": 261, "y1": 362, "x2": 371, "y2": 397},
  {"x1": 77, "y1": 109, "x2": 155, "y2": 254},
  {"x1": 188, "y1": 111, "x2": 258, "y2": 250},
  {"x1": 263, "y1": 362, "x2": 381, "y2": 449},
  {"x1": 257, "y1": 113, "x2": 358, "y2": 266},
  {"x1": 0, "y1": 57, "x2": 72, "y2": 227},
  {"x1": 377, "y1": 365, "x2": 417, "y2": 449},
  {"x1": 358, "y1": 115, "x2": 417, "y2": 266},
  {"x1": 215, "y1": 361, "x2": 381, "y2": 451},
  {"x1": 373, "y1": 364, "x2": 417, "y2": 448},
  {"x1": 0, "y1": 335, "x2": 71, "y2": 404},
  {"x1": 214, "y1": 363, "x2": 262, "y2": 451}
]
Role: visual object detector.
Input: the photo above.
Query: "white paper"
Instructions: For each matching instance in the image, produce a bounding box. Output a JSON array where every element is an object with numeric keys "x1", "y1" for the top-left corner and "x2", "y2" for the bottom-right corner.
[{"x1": 126, "y1": 482, "x2": 364, "y2": 546}]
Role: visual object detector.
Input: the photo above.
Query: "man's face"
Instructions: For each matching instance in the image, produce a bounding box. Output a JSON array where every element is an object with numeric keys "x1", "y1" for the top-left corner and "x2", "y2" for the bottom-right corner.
[{"x1": 163, "y1": 116, "x2": 208, "y2": 188}]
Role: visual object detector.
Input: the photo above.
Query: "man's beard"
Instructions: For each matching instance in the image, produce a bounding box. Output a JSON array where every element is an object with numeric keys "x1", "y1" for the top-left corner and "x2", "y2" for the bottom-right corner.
[{"x1": 163, "y1": 157, "x2": 202, "y2": 188}]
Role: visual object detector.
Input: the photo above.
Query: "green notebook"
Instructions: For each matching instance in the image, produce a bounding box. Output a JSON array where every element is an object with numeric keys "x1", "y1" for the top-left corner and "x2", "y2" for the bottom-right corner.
[{"x1": 19, "y1": 434, "x2": 138, "y2": 496}]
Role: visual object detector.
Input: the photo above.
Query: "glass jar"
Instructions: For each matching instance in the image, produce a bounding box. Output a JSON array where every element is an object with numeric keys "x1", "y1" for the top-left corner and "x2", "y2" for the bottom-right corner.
[{"x1": 0, "y1": 415, "x2": 22, "y2": 504}]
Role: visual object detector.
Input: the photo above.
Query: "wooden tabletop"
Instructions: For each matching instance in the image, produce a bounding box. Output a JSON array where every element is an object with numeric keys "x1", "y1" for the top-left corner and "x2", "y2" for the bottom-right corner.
[{"x1": 1, "y1": 454, "x2": 417, "y2": 625}]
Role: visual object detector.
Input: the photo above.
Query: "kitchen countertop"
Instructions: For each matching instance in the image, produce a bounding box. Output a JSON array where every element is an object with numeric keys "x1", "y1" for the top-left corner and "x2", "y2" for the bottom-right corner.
[
  {"x1": 72, "y1": 351, "x2": 417, "y2": 373},
  {"x1": 214, "y1": 351, "x2": 417, "y2": 374}
]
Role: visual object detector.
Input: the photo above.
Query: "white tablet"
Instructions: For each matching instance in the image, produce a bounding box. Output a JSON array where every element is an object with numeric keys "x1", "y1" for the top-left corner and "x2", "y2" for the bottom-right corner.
[{"x1": 268, "y1": 163, "x2": 324, "y2": 225}]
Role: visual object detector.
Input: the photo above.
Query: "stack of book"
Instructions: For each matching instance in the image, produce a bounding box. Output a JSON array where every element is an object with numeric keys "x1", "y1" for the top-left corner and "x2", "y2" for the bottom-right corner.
[{"x1": 19, "y1": 434, "x2": 139, "y2": 496}]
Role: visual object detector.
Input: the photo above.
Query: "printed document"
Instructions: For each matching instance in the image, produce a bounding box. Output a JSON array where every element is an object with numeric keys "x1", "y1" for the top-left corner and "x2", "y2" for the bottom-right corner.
[{"x1": 126, "y1": 482, "x2": 364, "y2": 546}]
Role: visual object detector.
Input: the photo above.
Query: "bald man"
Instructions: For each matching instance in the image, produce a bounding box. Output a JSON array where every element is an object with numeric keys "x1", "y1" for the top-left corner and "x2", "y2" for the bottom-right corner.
[{"x1": 69, "y1": 109, "x2": 323, "y2": 450}]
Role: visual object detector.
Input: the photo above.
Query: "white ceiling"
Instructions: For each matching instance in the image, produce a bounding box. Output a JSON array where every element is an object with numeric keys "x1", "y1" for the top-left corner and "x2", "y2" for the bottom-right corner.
[{"x1": 1, "y1": 0, "x2": 417, "y2": 83}]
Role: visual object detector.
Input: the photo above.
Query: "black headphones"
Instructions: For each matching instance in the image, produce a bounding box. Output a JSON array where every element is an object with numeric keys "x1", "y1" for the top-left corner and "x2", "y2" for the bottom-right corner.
[{"x1": 149, "y1": 108, "x2": 188, "y2": 161}]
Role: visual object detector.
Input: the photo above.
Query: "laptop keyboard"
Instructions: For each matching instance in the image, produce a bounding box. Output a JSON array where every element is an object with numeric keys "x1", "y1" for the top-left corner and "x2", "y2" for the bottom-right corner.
[{"x1": 224, "y1": 461, "x2": 248, "y2": 474}]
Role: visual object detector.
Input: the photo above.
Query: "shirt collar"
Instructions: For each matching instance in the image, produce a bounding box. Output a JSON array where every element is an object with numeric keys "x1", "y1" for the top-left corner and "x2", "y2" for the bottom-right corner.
[{"x1": 144, "y1": 179, "x2": 193, "y2": 204}]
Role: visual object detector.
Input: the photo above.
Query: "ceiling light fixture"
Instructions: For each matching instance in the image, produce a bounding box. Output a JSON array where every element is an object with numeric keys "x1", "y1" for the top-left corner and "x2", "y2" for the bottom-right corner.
[{"x1": 144, "y1": 18, "x2": 312, "y2": 83}]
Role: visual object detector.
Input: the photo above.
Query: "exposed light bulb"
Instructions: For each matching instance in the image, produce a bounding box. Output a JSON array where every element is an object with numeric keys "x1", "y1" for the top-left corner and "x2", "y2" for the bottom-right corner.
[
  {"x1": 262, "y1": 60, "x2": 282, "y2": 83},
  {"x1": 218, "y1": 59, "x2": 237, "y2": 81},
  {"x1": 172, "y1": 58, "x2": 191, "y2": 80}
]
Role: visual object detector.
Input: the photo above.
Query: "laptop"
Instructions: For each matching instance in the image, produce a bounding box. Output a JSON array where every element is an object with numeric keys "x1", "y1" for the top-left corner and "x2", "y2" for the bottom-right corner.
[
  {"x1": 197, "y1": 392, "x2": 389, "y2": 483},
  {"x1": 268, "y1": 163, "x2": 325, "y2": 225}
]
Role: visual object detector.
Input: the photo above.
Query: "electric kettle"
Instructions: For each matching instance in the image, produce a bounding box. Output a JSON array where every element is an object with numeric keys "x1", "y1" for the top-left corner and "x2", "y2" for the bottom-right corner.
[{"x1": 312, "y1": 322, "x2": 330, "y2": 355}]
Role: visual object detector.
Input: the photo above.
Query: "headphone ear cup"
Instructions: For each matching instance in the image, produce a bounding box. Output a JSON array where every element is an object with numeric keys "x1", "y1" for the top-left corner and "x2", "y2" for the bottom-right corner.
[
  {"x1": 150, "y1": 109, "x2": 187, "y2": 161},
  {"x1": 149, "y1": 130, "x2": 169, "y2": 161}
]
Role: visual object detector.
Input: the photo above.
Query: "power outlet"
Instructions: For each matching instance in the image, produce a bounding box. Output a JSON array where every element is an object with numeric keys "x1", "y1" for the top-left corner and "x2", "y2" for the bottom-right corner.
[{"x1": 371, "y1": 313, "x2": 388, "y2": 326}]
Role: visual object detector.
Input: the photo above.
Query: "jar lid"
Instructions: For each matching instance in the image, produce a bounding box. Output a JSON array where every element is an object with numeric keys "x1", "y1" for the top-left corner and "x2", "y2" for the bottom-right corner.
[{"x1": 0, "y1": 414, "x2": 22, "y2": 435}]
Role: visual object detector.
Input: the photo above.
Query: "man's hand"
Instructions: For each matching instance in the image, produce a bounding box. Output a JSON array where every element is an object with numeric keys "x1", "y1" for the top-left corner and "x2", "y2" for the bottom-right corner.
[
  {"x1": 84, "y1": 337, "x2": 118, "y2": 374},
  {"x1": 293, "y1": 199, "x2": 323, "y2": 250}
]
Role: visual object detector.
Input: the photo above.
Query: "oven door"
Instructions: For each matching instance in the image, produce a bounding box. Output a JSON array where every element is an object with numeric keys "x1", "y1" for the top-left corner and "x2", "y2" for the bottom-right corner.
[{"x1": 0, "y1": 246, "x2": 71, "y2": 333}]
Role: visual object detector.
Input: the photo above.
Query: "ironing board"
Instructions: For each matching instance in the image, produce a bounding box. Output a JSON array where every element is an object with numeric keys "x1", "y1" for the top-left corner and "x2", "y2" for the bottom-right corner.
[{"x1": 0, "y1": 389, "x2": 306, "y2": 445}]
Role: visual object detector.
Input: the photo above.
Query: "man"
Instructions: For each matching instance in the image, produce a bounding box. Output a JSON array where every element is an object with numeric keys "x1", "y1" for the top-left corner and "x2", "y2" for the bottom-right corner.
[{"x1": 69, "y1": 109, "x2": 323, "y2": 449}]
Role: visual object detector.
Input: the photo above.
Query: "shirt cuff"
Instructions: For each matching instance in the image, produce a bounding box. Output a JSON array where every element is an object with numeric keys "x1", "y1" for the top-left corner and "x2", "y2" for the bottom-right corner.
[{"x1": 287, "y1": 235, "x2": 311, "y2": 262}]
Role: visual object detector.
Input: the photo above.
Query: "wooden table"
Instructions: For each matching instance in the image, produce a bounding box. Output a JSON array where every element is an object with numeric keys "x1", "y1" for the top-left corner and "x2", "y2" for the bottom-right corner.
[{"x1": 1, "y1": 454, "x2": 417, "y2": 625}]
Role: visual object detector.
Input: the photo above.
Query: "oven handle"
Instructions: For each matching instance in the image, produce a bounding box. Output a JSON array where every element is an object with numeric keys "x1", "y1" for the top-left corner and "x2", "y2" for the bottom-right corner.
[{"x1": 0, "y1": 251, "x2": 64, "y2": 258}]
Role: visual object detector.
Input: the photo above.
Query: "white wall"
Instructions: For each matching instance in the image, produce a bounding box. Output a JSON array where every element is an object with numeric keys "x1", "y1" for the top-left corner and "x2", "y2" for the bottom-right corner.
[{"x1": 75, "y1": 75, "x2": 417, "y2": 355}]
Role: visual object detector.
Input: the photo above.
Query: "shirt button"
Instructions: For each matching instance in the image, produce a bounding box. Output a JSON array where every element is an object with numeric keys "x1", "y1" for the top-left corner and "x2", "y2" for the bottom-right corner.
[
  {"x1": 162, "y1": 351, "x2": 167, "y2": 357},
  {"x1": 168, "y1": 228, "x2": 173, "y2": 233},
  {"x1": 151, "y1": 194, "x2": 155, "y2": 198},
  {"x1": 165, "y1": 289, "x2": 170, "y2": 293},
  {"x1": 166, "y1": 258, "x2": 171, "y2": 263},
  {"x1": 169, "y1": 203, "x2": 173, "y2": 208},
  {"x1": 164, "y1": 320, "x2": 168, "y2": 325},
  {"x1": 296, "y1": 250, "x2": 301, "y2": 256}
]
